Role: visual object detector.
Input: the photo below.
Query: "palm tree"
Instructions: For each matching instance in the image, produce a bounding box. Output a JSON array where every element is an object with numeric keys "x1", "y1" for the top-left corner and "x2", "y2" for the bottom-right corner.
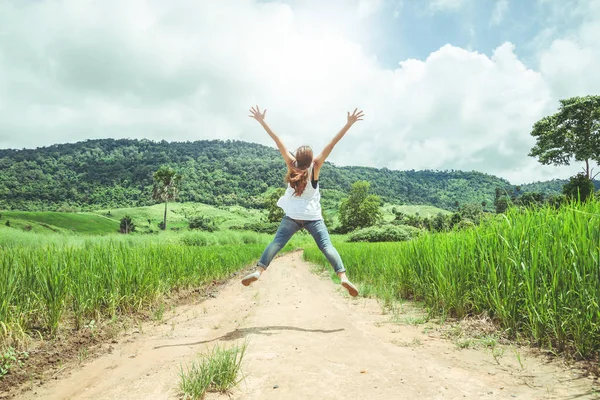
[{"x1": 152, "y1": 166, "x2": 182, "y2": 230}]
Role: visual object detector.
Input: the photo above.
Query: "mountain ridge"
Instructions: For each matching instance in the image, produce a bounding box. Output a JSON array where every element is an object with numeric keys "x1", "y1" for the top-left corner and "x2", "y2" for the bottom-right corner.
[{"x1": 0, "y1": 138, "x2": 572, "y2": 211}]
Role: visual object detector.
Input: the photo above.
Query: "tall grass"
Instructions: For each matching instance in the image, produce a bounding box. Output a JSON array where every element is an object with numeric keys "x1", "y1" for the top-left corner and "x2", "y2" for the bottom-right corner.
[
  {"x1": 0, "y1": 239, "x2": 292, "y2": 344},
  {"x1": 304, "y1": 200, "x2": 600, "y2": 359}
]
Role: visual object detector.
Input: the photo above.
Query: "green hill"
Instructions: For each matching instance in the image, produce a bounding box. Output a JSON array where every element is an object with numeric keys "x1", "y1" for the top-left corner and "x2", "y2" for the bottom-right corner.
[
  {"x1": 0, "y1": 211, "x2": 117, "y2": 234},
  {"x1": 0, "y1": 138, "x2": 574, "y2": 212}
]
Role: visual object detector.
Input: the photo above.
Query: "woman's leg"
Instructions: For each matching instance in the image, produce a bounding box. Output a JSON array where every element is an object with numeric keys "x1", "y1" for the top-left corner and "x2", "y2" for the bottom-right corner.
[
  {"x1": 242, "y1": 216, "x2": 302, "y2": 286},
  {"x1": 303, "y1": 219, "x2": 358, "y2": 297}
]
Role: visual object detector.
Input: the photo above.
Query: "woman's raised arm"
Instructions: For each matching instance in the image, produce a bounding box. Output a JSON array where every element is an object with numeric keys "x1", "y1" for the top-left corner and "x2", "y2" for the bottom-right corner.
[
  {"x1": 314, "y1": 108, "x2": 364, "y2": 171},
  {"x1": 249, "y1": 106, "x2": 296, "y2": 167}
]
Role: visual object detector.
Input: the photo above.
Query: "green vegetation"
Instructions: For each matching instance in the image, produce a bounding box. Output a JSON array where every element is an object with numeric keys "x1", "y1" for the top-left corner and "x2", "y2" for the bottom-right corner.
[
  {"x1": 529, "y1": 95, "x2": 600, "y2": 179},
  {"x1": 304, "y1": 199, "x2": 600, "y2": 359},
  {"x1": 0, "y1": 202, "x2": 268, "y2": 235},
  {"x1": 0, "y1": 347, "x2": 28, "y2": 378},
  {"x1": 527, "y1": 95, "x2": 600, "y2": 206},
  {"x1": 265, "y1": 188, "x2": 285, "y2": 222},
  {"x1": 389, "y1": 202, "x2": 484, "y2": 234},
  {"x1": 0, "y1": 211, "x2": 118, "y2": 234},
  {"x1": 338, "y1": 181, "x2": 382, "y2": 233},
  {"x1": 381, "y1": 204, "x2": 451, "y2": 221},
  {"x1": 347, "y1": 224, "x2": 423, "y2": 243},
  {"x1": 179, "y1": 342, "x2": 247, "y2": 399},
  {"x1": 119, "y1": 216, "x2": 135, "y2": 234},
  {"x1": 0, "y1": 138, "x2": 522, "y2": 212},
  {"x1": 152, "y1": 165, "x2": 183, "y2": 230},
  {"x1": 563, "y1": 173, "x2": 597, "y2": 202}
]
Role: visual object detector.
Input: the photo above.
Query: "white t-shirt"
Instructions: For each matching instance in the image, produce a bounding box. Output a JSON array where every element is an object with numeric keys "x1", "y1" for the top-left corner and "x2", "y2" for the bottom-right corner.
[{"x1": 276, "y1": 163, "x2": 323, "y2": 221}]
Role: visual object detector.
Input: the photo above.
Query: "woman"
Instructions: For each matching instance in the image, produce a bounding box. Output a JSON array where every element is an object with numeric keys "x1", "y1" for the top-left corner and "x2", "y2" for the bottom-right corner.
[{"x1": 241, "y1": 105, "x2": 364, "y2": 297}]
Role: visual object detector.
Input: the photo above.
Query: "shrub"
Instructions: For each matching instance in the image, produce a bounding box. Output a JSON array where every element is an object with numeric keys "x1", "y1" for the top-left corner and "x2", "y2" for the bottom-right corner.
[
  {"x1": 188, "y1": 216, "x2": 218, "y2": 232},
  {"x1": 230, "y1": 222, "x2": 279, "y2": 234},
  {"x1": 453, "y1": 219, "x2": 475, "y2": 231},
  {"x1": 563, "y1": 173, "x2": 596, "y2": 202},
  {"x1": 348, "y1": 224, "x2": 423, "y2": 243},
  {"x1": 181, "y1": 234, "x2": 211, "y2": 247}
]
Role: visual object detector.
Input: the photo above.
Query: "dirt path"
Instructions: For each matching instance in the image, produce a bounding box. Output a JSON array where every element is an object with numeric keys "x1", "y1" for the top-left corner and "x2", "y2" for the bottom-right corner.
[{"x1": 17, "y1": 251, "x2": 598, "y2": 400}]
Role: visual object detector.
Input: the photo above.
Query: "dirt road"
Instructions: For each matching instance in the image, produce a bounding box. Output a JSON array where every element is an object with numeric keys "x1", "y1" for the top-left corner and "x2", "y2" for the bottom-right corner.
[{"x1": 18, "y1": 251, "x2": 598, "y2": 399}]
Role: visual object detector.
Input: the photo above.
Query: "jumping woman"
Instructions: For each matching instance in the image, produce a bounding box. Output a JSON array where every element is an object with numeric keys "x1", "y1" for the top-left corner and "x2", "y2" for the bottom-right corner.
[{"x1": 241, "y1": 106, "x2": 364, "y2": 297}]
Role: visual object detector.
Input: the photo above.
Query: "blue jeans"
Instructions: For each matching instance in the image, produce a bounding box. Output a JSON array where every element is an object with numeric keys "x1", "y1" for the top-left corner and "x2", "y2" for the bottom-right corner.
[{"x1": 258, "y1": 216, "x2": 346, "y2": 274}]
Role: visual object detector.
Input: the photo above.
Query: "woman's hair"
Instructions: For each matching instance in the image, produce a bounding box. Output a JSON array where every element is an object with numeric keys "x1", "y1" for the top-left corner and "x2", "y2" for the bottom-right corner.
[{"x1": 285, "y1": 145, "x2": 313, "y2": 196}]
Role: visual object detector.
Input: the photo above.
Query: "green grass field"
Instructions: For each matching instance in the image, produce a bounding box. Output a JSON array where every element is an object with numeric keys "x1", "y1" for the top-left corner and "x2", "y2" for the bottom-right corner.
[
  {"x1": 0, "y1": 202, "x2": 267, "y2": 235},
  {"x1": 95, "y1": 202, "x2": 266, "y2": 232},
  {"x1": 0, "y1": 211, "x2": 118, "y2": 234},
  {"x1": 0, "y1": 201, "x2": 450, "y2": 236}
]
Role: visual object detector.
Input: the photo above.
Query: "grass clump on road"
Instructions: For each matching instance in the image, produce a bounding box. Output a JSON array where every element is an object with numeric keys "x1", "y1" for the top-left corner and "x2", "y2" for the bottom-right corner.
[{"x1": 179, "y1": 342, "x2": 247, "y2": 399}]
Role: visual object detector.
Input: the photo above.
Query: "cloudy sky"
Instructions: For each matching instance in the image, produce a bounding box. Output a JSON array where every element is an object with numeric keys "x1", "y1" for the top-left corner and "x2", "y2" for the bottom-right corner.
[{"x1": 1, "y1": 0, "x2": 599, "y2": 183}]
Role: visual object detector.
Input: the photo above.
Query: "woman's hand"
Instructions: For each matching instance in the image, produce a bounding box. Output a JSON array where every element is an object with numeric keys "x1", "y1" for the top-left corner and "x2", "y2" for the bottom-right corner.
[
  {"x1": 347, "y1": 108, "x2": 365, "y2": 125},
  {"x1": 249, "y1": 106, "x2": 267, "y2": 123},
  {"x1": 248, "y1": 105, "x2": 295, "y2": 166}
]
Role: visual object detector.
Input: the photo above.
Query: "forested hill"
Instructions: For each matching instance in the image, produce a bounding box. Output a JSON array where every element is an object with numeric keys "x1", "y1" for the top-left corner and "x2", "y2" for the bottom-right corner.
[{"x1": 1, "y1": 138, "x2": 527, "y2": 211}]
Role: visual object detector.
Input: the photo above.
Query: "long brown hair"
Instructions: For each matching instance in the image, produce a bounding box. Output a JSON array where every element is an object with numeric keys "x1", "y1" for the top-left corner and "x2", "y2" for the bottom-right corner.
[{"x1": 285, "y1": 146, "x2": 313, "y2": 196}]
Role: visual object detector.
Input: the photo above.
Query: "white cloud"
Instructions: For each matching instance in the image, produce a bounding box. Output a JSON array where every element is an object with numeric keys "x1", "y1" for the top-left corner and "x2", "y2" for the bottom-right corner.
[
  {"x1": 357, "y1": 0, "x2": 385, "y2": 18},
  {"x1": 0, "y1": 0, "x2": 597, "y2": 184},
  {"x1": 539, "y1": 0, "x2": 600, "y2": 99},
  {"x1": 429, "y1": 0, "x2": 468, "y2": 12},
  {"x1": 490, "y1": 0, "x2": 509, "y2": 26}
]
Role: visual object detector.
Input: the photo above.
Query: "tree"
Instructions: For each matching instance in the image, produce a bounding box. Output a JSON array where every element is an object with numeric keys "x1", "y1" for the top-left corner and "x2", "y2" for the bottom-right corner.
[
  {"x1": 516, "y1": 192, "x2": 545, "y2": 207},
  {"x1": 495, "y1": 196, "x2": 510, "y2": 214},
  {"x1": 338, "y1": 181, "x2": 382, "y2": 233},
  {"x1": 494, "y1": 188, "x2": 510, "y2": 214},
  {"x1": 432, "y1": 213, "x2": 449, "y2": 232},
  {"x1": 120, "y1": 216, "x2": 135, "y2": 234},
  {"x1": 266, "y1": 188, "x2": 285, "y2": 223},
  {"x1": 529, "y1": 96, "x2": 600, "y2": 179},
  {"x1": 459, "y1": 203, "x2": 483, "y2": 224},
  {"x1": 563, "y1": 173, "x2": 595, "y2": 202},
  {"x1": 152, "y1": 166, "x2": 182, "y2": 231}
]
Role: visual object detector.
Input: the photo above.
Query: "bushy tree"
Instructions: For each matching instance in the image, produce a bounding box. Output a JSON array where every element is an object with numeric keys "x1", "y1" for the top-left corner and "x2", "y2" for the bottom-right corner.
[
  {"x1": 529, "y1": 96, "x2": 600, "y2": 179},
  {"x1": 459, "y1": 203, "x2": 483, "y2": 224},
  {"x1": 338, "y1": 181, "x2": 382, "y2": 233},
  {"x1": 563, "y1": 173, "x2": 596, "y2": 202},
  {"x1": 266, "y1": 188, "x2": 285, "y2": 222},
  {"x1": 432, "y1": 213, "x2": 449, "y2": 232},
  {"x1": 494, "y1": 188, "x2": 511, "y2": 214},
  {"x1": 188, "y1": 215, "x2": 218, "y2": 232},
  {"x1": 514, "y1": 192, "x2": 545, "y2": 208},
  {"x1": 348, "y1": 224, "x2": 423, "y2": 243}
]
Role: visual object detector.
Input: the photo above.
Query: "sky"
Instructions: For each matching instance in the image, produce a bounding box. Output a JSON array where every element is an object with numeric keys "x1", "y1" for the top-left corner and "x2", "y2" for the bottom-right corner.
[{"x1": 0, "y1": 0, "x2": 599, "y2": 184}]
